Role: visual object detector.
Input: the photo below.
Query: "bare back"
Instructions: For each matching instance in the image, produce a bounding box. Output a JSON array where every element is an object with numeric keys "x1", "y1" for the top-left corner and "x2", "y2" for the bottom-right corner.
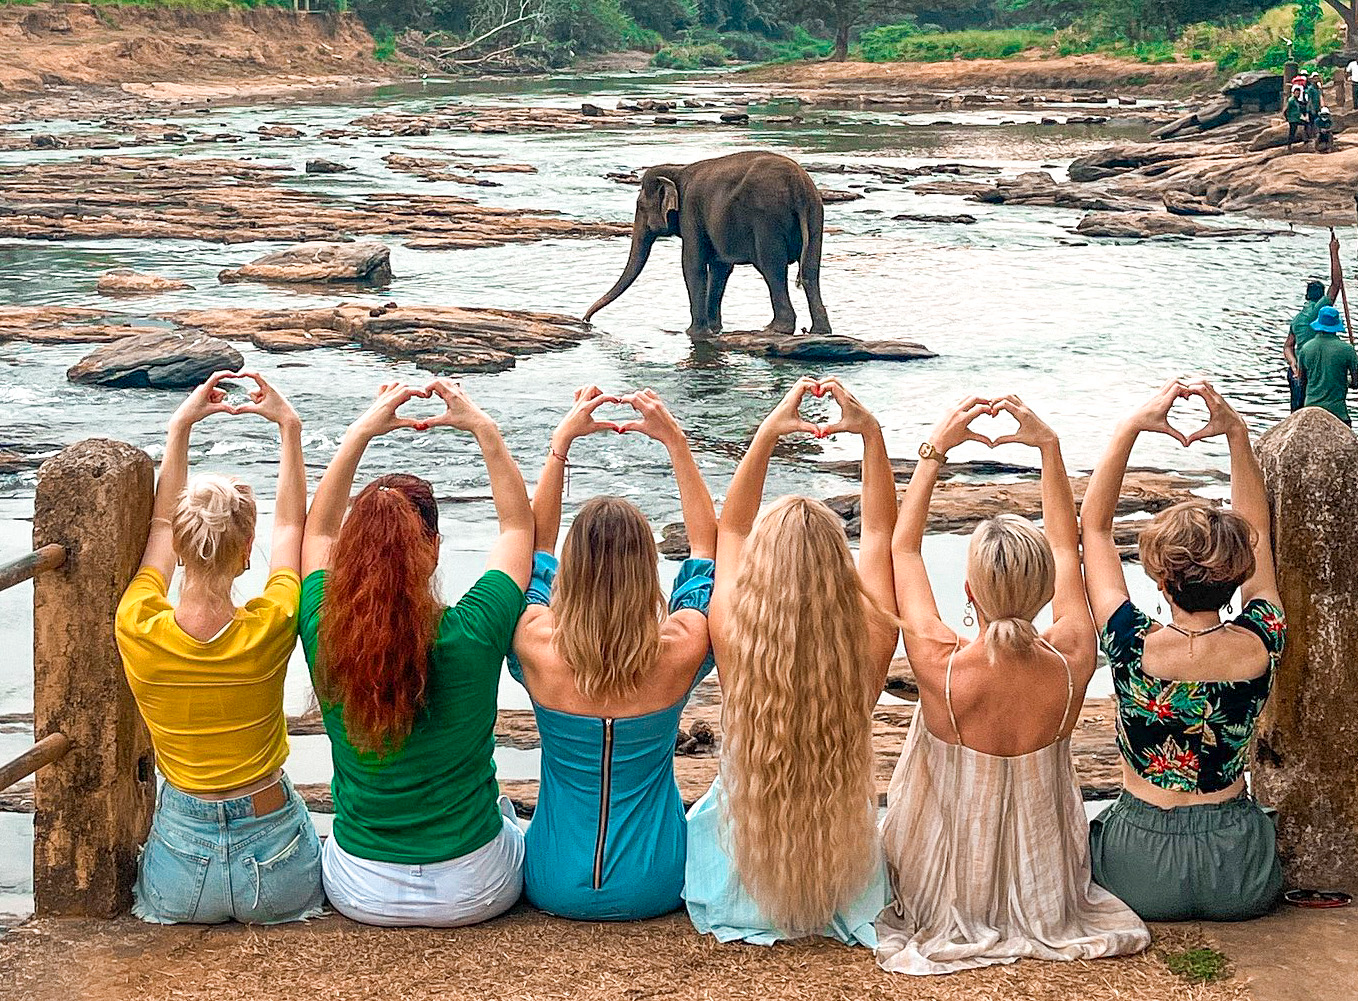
[
  {"x1": 912, "y1": 631, "x2": 1093, "y2": 758},
  {"x1": 512, "y1": 607, "x2": 710, "y2": 718}
]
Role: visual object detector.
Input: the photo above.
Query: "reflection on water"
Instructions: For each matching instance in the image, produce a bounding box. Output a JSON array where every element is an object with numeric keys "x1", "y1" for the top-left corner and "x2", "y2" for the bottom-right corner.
[{"x1": 0, "y1": 71, "x2": 1321, "y2": 919}]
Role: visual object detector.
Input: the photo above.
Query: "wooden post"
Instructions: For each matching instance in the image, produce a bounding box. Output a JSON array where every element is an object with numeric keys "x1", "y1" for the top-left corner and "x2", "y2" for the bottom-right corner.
[
  {"x1": 1254, "y1": 411, "x2": 1358, "y2": 893},
  {"x1": 31, "y1": 439, "x2": 156, "y2": 918}
]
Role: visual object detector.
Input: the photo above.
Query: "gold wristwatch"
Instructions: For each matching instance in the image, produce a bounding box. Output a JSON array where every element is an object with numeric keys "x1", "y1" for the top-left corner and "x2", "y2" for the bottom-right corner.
[{"x1": 918, "y1": 442, "x2": 947, "y2": 464}]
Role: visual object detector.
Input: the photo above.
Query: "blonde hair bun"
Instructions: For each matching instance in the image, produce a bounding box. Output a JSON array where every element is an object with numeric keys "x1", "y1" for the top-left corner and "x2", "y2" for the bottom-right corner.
[
  {"x1": 966, "y1": 514, "x2": 1055, "y2": 663},
  {"x1": 172, "y1": 474, "x2": 256, "y2": 579}
]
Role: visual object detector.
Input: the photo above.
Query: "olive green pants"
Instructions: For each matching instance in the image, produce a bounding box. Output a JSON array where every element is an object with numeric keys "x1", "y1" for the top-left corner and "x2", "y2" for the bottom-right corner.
[{"x1": 1089, "y1": 791, "x2": 1283, "y2": 922}]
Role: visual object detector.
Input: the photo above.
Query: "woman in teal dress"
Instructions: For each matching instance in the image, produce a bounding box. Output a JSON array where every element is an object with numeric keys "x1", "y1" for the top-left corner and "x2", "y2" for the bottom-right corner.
[
  {"x1": 685, "y1": 376, "x2": 899, "y2": 947},
  {"x1": 508, "y1": 386, "x2": 717, "y2": 920}
]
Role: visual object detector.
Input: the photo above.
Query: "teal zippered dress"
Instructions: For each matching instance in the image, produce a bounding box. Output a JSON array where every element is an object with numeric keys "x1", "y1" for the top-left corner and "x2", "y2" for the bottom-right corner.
[{"x1": 507, "y1": 552, "x2": 715, "y2": 920}]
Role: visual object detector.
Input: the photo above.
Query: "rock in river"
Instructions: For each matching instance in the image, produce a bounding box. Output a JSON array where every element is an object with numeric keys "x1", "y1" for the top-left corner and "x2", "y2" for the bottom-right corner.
[
  {"x1": 305, "y1": 158, "x2": 353, "y2": 174},
  {"x1": 708, "y1": 330, "x2": 936, "y2": 362},
  {"x1": 218, "y1": 241, "x2": 393, "y2": 285},
  {"x1": 96, "y1": 269, "x2": 192, "y2": 296},
  {"x1": 67, "y1": 331, "x2": 244, "y2": 389}
]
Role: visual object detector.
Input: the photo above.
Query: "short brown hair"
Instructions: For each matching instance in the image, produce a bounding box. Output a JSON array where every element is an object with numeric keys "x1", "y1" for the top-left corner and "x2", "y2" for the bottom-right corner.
[{"x1": 1138, "y1": 500, "x2": 1256, "y2": 612}]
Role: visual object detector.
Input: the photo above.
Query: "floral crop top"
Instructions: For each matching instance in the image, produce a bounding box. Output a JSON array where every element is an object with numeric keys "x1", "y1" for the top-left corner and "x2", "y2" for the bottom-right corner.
[{"x1": 1100, "y1": 598, "x2": 1285, "y2": 794}]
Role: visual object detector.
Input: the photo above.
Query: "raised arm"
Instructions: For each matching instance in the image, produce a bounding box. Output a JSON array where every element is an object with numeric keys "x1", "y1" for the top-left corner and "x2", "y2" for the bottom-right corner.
[
  {"x1": 992, "y1": 395, "x2": 1091, "y2": 656},
  {"x1": 618, "y1": 388, "x2": 716, "y2": 560},
  {"x1": 427, "y1": 378, "x2": 534, "y2": 590},
  {"x1": 301, "y1": 382, "x2": 426, "y2": 577},
  {"x1": 533, "y1": 386, "x2": 619, "y2": 557},
  {"x1": 1185, "y1": 381, "x2": 1281, "y2": 608},
  {"x1": 231, "y1": 372, "x2": 304, "y2": 574},
  {"x1": 140, "y1": 372, "x2": 236, "y2": 579},
  {"x1": 711, "y1": 377, "x2": 820, "y2": 636},
  {"x1": 818, "y1": 377, "x2": 898, "y2": 675},
  {"x1": 891, "y1": 396, "x2": 992, "y2": 645},
  {"x1": 1082, "y1": 380, "x2": 1189, "y2": 628}
]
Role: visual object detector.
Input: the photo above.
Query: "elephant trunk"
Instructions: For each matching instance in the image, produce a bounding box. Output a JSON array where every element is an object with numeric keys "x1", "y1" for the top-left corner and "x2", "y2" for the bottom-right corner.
[{"x1": 584, "y1": 225, "x2": 656, "y2": 322}]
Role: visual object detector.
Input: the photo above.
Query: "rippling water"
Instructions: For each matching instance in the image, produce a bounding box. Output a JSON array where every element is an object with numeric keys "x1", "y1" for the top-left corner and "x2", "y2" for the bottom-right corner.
[{"x1": 0, "y1": 71, "x2": 1329, "y2": 915}]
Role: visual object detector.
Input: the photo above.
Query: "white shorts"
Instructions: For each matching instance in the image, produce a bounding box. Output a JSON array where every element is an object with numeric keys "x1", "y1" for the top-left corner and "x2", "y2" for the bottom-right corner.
[{"x1": 322, "y1": 796, "x2": 525, "y2": 927}]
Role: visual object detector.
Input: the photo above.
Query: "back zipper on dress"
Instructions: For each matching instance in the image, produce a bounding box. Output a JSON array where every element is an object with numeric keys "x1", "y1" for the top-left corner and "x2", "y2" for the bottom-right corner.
[{"x1": 592, "y1": 717, "x2": 615, "y2": 890}]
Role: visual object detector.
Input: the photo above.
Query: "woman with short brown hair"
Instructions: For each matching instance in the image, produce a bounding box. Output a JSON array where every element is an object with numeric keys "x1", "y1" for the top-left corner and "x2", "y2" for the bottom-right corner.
[{"x1": 1082, "y1": 379, "x2": 1286, "y2": 921}]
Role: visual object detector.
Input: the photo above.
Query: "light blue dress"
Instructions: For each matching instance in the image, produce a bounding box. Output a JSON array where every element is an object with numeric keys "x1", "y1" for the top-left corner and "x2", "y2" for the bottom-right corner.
[
  {"x1": 507, "y1": 552, "x2": 715, "y2": 920},
  {"x1": 684, "y1": 775, "x2": 889, "y2": 946}
]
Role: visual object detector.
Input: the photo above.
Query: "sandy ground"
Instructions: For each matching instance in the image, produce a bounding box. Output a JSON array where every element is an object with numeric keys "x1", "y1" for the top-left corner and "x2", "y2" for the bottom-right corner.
[
  {"x1": 741, "y1": 53, "x2": 1222, "y2": 98},
  {"x1": 1, "y1": 4, "x2": 395, "y2": 106},
  {"x1": 0, "y1": 908, "x2": 1273, "y2": 1001}
]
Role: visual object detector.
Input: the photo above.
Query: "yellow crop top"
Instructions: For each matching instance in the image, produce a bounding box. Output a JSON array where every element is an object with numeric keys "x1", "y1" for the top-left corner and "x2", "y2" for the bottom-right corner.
[{"x1": 115, "y1": 566, "x2": 300, "y2": 794}]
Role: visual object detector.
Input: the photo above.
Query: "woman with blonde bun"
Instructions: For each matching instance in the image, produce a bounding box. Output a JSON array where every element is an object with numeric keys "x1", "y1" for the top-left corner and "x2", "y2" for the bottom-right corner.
[
  {"x1": 876, "y1": 394, "x2": 1148, "y2": 975},
  {"x1": 1083, "y1": 380, "x2": 1285, "y2": 922},
  {"x1": 684, "y1": 376, "x2": 899, "y2": 947},
  {"x1": 116, "y1": 371, "x2": 322, "y2": 925}
]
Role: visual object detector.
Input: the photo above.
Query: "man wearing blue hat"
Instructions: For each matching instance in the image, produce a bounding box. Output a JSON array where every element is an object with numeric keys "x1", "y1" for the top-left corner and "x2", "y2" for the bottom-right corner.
[
  {"x1": 1298, "y1": 304, "x2": 1358, "y2": 426},
  {"x1": 1284, "y1": 233, "x2": 1343, "y2": 411}
]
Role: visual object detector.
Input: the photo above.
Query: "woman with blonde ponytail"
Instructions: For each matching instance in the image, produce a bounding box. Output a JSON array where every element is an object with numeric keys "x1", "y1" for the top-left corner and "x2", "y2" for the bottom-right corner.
[
  {"x1": 298, "y1": 378, "x2": 534, "y2": 927},
  {"x1": 876, "y1": 394, "x2": 1148, "y2": 975},
  {"x1": 116, "y1": 370, "x2": 323, "y2": 925},
  {"x1": 684, "y1": 376, "x2": 899, "y2": 947}
]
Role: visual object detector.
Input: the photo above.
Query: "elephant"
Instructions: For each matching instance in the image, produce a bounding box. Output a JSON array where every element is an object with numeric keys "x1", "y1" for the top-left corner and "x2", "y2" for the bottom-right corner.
[{"x1": 583, "y1": 150, "x2": 830, "y2": 338}]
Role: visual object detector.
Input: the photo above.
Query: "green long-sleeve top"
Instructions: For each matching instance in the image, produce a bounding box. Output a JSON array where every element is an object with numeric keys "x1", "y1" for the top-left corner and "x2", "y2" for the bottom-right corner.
[{"x1": 1285, "y1": 96, "x2": 1304, "y2": 123}]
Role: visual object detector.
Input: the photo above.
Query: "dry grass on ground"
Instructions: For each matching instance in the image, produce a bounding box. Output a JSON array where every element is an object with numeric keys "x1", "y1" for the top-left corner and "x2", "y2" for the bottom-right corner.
[{"x1": 0, "y1": 909, "x2": 1248, "y2": 1001}]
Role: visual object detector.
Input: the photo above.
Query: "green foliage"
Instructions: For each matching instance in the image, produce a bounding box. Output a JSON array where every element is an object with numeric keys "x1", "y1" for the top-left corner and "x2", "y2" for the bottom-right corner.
[
  {"x1": 650, "y1": 39, "x2": 731, "y2": 63},
  {"x1": 860, "y1": 25, "x2": 1050, "y2": 60},
  {"x1": 1163, "y1": 947, "x2": 1231, "y2": 984},
  {"x1": 621, "y1": 0, "x2": 694, "y2": 34},
  {"x1": 372, "y1": 25, "x2": 398, "y2": 59},
  {"x1": 1291, "y1": 0, "x2": 1321, "y2": 61}
]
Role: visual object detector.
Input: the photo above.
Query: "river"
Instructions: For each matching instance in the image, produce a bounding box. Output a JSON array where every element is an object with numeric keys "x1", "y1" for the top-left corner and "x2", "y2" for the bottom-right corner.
[{"x1": 0, "y1": 69, "x2": 1321, "y2": 919}]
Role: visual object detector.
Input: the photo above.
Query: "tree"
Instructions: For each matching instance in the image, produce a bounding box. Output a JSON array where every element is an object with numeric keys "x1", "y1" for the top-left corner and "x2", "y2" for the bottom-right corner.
[
  {"x1": 1322, "y1": 0, "x2": 1357, "y2": 54},
  {"x1": 772, "y1": 0, "x2": 963, "y2": 60}
]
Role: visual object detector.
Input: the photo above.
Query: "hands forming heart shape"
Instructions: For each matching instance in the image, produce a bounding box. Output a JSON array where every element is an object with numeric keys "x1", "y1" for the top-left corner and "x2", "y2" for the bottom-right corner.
[
  {"x1": 930, "y1": 394, "x2": 1057, "y2": 453},
  {"x1": 1130, "y1": 378, "x2": 1242, "y2": 447},
  {"x1": 355, "y1": 378, "x2": 493, "y2": 437},
  {"x1": 555, "y1": 386, "x2": 685, "y2": 446},
  {"x1": 176, "y1": 370, "x2": 300, "y2": 428},
  {"x1": 766, "y1": 376, "x2": 880, "y2": 439}
]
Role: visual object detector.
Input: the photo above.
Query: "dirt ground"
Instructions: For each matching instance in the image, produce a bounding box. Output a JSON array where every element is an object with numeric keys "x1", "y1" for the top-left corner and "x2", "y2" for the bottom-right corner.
[
  {"x1": 0, "y1": 907, "x2": 1273, "y2": 1001},
  {"x1": 740, "y1": 53, "x2": 1222, "y2": 98},
  {"x1": 1, "y1": 4, "x2": 392, "y2": 100}
]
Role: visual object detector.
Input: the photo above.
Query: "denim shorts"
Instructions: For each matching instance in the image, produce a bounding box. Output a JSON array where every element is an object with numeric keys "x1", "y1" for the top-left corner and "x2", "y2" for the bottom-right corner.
[{"x1": 133, "y1": 774, "x2": 325, "y2": 925}]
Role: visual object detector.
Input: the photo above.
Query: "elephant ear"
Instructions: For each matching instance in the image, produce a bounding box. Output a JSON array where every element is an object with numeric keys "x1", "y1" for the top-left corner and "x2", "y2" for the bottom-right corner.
[{"x1": 658, "y1": 176, "x2": 679, "y2": 217}]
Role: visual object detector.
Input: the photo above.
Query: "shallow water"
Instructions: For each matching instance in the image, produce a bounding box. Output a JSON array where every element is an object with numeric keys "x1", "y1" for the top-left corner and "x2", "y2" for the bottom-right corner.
[{"x1": 0, "y1": 70, "x2": 1319, "y2": 917}]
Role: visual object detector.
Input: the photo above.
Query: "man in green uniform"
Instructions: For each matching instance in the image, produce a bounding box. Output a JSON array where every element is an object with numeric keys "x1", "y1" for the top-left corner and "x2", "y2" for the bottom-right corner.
[
  {"x1": 1285, "y1": 232, "x2": 1342, "y2": 411},
  {"x1": 1305, "y1": 72, "x2": 1324, "y2": 142},
  {"x1": 1285, "y1": 86, "x2": 1305, "y2": 150},
  {"x1": 1299, "y1": 305, "x2": 1358, "y2": 426}
]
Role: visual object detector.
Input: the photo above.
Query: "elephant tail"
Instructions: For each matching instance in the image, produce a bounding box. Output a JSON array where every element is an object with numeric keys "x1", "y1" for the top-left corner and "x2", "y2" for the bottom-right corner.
[{"x1": 796, "y1": 203, "x2": 822, "y2": 290}]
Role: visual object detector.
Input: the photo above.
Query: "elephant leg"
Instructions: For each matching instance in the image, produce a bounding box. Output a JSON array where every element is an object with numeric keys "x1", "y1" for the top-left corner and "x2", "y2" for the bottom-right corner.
[
  {"x1": 801, "y1": 274, "x2": 831, "y2": 336},
  {"x1": 682, "y1": 240, "x2": 713, "y2": 339},
  {"x1": 755, "y1": 254, "x2": 797, "y2": 335},
  {"x1": 705, "y1": 261, "x2": 734, "y2": 333}
]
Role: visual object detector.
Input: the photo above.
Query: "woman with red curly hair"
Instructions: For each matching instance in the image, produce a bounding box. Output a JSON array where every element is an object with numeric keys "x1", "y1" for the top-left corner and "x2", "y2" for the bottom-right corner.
[
  {"x1": 299, "y1": 379, "x2": 533, "y2": 927},
  {"x1": 1082, "y1": 379, "x2": 1285, "y2": 922}
]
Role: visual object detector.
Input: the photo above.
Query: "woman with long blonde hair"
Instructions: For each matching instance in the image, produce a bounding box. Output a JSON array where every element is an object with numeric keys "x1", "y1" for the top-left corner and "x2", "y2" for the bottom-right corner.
[
  {"x1": 509, "y1": 385, "x2": 717, "y2": 920},
  {"x1": 685, "y1": 376, "x2": 898, "y2": 946},
  {"x1": 876, "y1": 394, "x2": 1148, "y2": 975}
]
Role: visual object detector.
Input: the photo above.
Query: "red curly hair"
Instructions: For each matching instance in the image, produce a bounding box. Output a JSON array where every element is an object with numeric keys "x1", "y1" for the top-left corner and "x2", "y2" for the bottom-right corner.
[{"x1": 317, "y1": 474, "x2": 442, "y2": 755}]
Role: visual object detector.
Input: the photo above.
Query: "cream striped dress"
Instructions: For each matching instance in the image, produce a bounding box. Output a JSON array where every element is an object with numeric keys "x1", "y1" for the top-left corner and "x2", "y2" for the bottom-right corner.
[{"x1": 874, "y1": 639, "x2": 1150, "y2": 975}]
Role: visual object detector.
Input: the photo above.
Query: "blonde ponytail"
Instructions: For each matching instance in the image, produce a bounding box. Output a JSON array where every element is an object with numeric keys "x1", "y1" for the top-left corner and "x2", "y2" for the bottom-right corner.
[
  {"x1": 172, "y1": 474, "x2": 256, "y2": 584},
  {"x1": 966, "y1": 514, "x2": 1054, "y2": 665}
]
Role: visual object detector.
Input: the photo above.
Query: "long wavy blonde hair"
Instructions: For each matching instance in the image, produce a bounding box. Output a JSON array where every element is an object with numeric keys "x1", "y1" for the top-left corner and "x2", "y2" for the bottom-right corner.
[
  {"x1": 720, "y1": 495, "x2": 879, "y2": 935},
  {"x1": 553, "y1": 496, "x2": 666, "y2": 702}
]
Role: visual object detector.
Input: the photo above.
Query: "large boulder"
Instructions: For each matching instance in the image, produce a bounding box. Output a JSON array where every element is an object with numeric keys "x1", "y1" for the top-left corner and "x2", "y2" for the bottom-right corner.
[
  {"x1": 1253, "y1": 409, "x2": 1358, "y2": 893},
  {"x1": 706, "y1": 330, "x2": 936, "y2": 361},
  {"x1": 218, "y1": 241, "x2": 393, "y2": 285},
  {"x1": 1162, "y1": 191, "x2": 1224, "y2": 216},
  {"x1": 95, "y1": 269, "x2": 192, "y2": 296},
  {"x1": 1075, "y1": 212, "x2": 1205, "y2": 238},
  {"x1": 1222, "y1": 69, "x2": 1284, "y2": 112},
  {"x1": 67, "y1": 331, "x2": 243, "y2": 388}
]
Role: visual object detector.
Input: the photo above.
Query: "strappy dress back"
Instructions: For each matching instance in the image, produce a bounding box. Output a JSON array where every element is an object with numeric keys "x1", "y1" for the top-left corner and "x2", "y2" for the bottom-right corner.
[{"x1": 875, "y1": 636, "x2": 1149, "y2": 975}]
